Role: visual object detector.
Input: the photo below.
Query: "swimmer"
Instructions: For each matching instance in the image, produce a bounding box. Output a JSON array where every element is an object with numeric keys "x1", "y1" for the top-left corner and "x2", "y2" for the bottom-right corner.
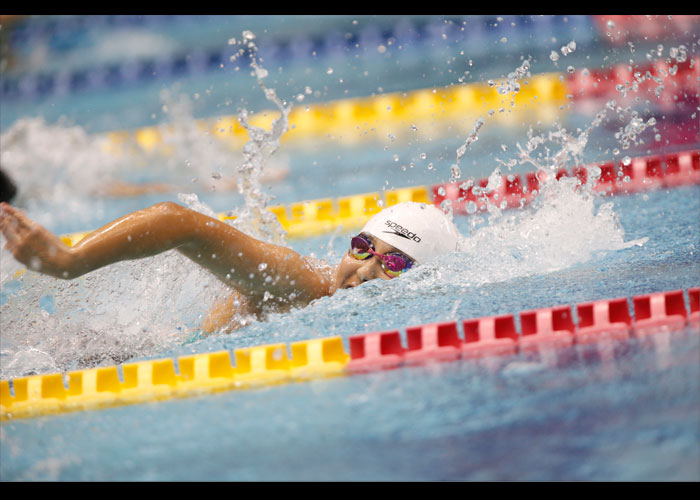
[{"x1": 0, "y1": 201, "x2": 460, "y2": 333}]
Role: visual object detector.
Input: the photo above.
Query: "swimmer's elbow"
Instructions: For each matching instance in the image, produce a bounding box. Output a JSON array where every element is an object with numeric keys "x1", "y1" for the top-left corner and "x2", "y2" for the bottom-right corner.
[
  {"x1": 149, "y1": 201, "x2": 187, "y2": 218},
  {"x1": 148, "y1": 201, "x2": 216, "y2": 246}
]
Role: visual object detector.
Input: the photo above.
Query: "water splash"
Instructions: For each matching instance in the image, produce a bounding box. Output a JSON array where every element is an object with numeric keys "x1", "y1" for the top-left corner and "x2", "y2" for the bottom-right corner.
[
  {"x1": 440, "y1": 57, "x2": 650, "y2": 288},
  {"x1": 156, "y1": 84, "x2": 290, "y2": 192},
  {"x1": 0, "y1": 30, "x2": 296, "y2": 378},
  {"x1": 454, "y1": 118, "x2": 485, "y2": 175},
  {"x1": 0, "y1": 250, "x2": 223, "y2": 379},
  {"x1": 487, "y1": 58, "x2": 531, "y2": 107},
  {"x1": 223, "y1": 31, "x2": 291, "y2": 247},
  {"x1": 0, "y1": 117, "x2": 119, "y2": 229},
  {"x1": 0, "y1": 89, "x2": 290, "y2": 230},
  {"x1": 445, "y1": 59, "x2": 530, "y2": 214},
  {"x1": 455, "y1": 177, "x2": 648, "y2": 286}
]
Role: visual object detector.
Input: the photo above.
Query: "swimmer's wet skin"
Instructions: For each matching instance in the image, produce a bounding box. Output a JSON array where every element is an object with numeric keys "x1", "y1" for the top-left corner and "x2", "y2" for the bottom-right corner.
[{"x1": 0, "y1": 201, "x2": 460, "y2": 332}]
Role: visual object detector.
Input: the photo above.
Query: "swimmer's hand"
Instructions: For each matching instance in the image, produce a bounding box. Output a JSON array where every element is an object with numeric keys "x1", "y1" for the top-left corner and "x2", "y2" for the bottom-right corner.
[{"x1": 0, "y1": 202, "x2": 74, "y2": 278}]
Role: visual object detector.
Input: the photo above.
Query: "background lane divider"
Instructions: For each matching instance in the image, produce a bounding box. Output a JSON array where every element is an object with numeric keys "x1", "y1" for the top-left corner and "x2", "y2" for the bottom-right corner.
[
  {"x1": 3, "y1": 15, "x2": 601, "y2": 102},
  {"x1": 1, "y1": 288, "x2": 698, "y2": 420},
  {"x1": 432, "y1": 149, "x2": 699, "y2": 215},
  {"x1": 91, "y1": 56, "x2": 697, "y2": 152},
  {"x1": 55, "y1": 149, "x2": 699, "y2": 248},
  {"x1": 566, "y1": 57, "x2": 699, "y2": 103},
  {"x1": 100, "y1": 71, "x2": 568, "y2": 154},
  {"x1": 93, "y1": 55, "x2": 698, "y2": 156}
]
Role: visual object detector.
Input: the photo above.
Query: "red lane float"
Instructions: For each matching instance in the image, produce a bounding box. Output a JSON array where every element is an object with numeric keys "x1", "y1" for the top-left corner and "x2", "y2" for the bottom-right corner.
[
  {"x1": 632, "y1": 290, "x2": 688, "y2": 337},
  {"x1": 592, "y1": 156, "x2": 665, "y2": 195},
  {"x1": 461, "y1": 314, "x2": 519, "y2": 359},
  {"x1": 519, "y1": 306, "x2": 575, "y2": 351},
  {"x1": 575, "y1": 297, "x2": 632, "y2": 344},
  {"x1": 345, "y1": 289, "x2": 698, "y2": 371},
  {"x1": 665, "y1": 150, "x2": 700, "y2": 187},
  {"x1": 431, "y1": 149, "x2": 699, "y2": 215},
  {"x1": 404, "y1": 321, "x2": 462, "y2": 365},
  {"x1": 566, "y1": 56, "x2": 699, "y2": 103},
  {"x1": 347, "y1": 330, "x2": 405, "y2": 372},
  {"x1": 592, "y1": 16, "x2": 700, "y2": 45},
  {"x1": 689, "y1": 288, "x2": 699, "y2": 328}
]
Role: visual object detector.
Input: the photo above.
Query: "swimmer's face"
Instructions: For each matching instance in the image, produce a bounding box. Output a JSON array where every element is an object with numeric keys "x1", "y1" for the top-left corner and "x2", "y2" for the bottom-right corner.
[{"x1": 334, "y1": 233, "x2": 414, "y2": 289}]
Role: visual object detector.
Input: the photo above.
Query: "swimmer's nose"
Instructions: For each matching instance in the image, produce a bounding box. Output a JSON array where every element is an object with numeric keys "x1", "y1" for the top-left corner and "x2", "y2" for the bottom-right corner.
[
  {"x1": 356, "y1": 259, "x2": 381, "y2": 283},
  {"x1": 343, "y1": 272, "x2": 367, "y2": 288},
  {"x1": 342, "y1": 277, "x2": 366, "y2": 289}
]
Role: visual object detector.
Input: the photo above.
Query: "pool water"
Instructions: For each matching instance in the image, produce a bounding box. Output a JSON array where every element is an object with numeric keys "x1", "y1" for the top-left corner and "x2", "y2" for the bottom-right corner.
[{"x1": 1, "y1": 15, "x2": 699, "y2": 481}]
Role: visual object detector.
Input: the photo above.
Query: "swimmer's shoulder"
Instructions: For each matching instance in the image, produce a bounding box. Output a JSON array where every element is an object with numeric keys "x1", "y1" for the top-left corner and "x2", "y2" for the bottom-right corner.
[{"x1": 301, "y1": 255, "x2": 338, "y2": 291}]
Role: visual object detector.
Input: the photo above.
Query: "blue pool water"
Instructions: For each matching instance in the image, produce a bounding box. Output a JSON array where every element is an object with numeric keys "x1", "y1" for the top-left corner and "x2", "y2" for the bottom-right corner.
[{"x1": 1, "y1": 15, "x2": 699, "y2": 481}]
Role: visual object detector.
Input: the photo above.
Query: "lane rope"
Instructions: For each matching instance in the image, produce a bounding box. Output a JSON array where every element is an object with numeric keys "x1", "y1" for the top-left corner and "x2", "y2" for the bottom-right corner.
[
  {"x1": 98, "y1": 56, "x2": 698, "y2": 152},
  {"x1": 57, "y1": 149, "x2": 700, "y2": 246},
  {"x1": 2, "y1": 287, "x2": 697, "y2": 420},
  {"x1": 3, "y1": 15, "x2": 597, "y2": 101}
]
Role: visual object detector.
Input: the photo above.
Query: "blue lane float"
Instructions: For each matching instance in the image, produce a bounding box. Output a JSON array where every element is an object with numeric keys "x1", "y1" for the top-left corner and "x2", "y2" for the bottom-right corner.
[{"x1": 1, "y1": 15, "x2": 600, "y2": 102}]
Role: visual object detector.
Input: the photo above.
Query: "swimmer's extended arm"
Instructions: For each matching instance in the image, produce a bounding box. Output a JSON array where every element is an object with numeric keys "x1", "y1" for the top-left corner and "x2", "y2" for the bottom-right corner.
[{"x1": 0, "y1": 202, "x2": 334, "y2": 309}]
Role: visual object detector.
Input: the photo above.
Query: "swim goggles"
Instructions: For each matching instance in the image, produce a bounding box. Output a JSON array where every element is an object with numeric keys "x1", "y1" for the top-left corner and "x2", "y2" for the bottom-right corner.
[{"x1": 349, "y1": 234, "x2": 414, "y2": 278}]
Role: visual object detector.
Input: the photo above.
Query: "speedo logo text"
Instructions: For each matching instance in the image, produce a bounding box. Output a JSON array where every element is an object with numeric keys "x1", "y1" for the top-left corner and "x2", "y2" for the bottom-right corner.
[{"x1": 382, "y1": 220, "x2": 421, "y2": 242}]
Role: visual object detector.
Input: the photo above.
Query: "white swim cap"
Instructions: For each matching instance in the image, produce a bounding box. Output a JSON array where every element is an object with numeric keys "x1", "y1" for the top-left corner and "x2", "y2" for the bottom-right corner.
[{"x1": 361, "y1": 202, "x2": 461, "y2": 265}]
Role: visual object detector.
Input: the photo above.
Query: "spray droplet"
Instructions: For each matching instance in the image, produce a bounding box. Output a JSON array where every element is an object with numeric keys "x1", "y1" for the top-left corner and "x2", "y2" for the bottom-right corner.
[{"x1": 561, "y1": 41, "x2": 576, "y2": 56}]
